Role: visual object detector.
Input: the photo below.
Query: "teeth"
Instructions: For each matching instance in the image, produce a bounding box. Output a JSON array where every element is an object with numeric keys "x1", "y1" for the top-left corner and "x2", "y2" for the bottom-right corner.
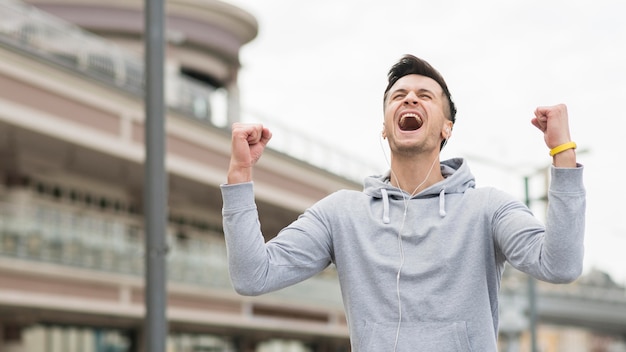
[
  {"x1": 399, "y1": 113, "x2": 422, "y2": 131},
  {"x1": 400, "y1": 113, "x2": 422, "y2": 122}
]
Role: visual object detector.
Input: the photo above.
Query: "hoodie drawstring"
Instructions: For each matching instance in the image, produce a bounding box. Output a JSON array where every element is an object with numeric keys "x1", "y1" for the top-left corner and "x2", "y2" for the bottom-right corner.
[
  {"x1": 381, "y1": 188, "x2": 390, "y2": 224},
  {"x1": 439, "y1": 188, "x2": 447, "y2": 217}
]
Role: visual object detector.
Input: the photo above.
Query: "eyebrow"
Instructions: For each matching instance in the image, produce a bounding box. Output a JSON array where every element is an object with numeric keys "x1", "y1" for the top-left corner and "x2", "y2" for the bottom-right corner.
[{"x1": 390, "y1": 87, "x2": 437, "y2": 97}]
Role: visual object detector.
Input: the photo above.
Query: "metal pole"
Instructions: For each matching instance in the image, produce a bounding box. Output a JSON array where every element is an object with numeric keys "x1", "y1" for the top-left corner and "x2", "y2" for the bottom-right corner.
[
  {"x1": 144, "y1": 0, "x2": 167, "y2": 350},
  {"x1": 524, "y1": 176, "x2": 538, "y2": 352}
]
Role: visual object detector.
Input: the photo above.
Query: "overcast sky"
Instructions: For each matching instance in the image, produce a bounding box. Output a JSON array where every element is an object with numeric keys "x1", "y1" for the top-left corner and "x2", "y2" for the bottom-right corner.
[{"x1": 224, "y1": 0, "x2": 626, "y2": 283}]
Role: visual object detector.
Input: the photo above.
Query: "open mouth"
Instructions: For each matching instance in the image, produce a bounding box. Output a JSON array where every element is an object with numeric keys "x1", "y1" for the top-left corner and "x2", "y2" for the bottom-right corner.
[{"x1": 398, "y1": 113, "x2": 423, "y2": 131}]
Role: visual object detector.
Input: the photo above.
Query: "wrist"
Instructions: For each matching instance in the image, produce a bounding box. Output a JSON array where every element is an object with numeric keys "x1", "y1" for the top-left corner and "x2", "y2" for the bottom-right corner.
[
  {"x1": 227, "y1": 165, "x2": 253, "y2": 184},
  {"x1": 552, "y1": 148, "x2": 577, "y2": 168},
  {"x1": 549, "y1": 141, "x2": 577, "y2": 168}
]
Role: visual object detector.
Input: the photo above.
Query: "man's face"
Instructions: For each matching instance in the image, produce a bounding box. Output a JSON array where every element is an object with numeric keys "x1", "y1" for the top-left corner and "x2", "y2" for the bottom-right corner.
[{"x1": 383, "y1": 74, "x2": 449, "y2": 156}]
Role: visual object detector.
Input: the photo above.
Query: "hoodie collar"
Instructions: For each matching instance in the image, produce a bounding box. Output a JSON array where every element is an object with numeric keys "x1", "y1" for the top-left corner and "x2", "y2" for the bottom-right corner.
[
  {"x1": 365, "y1": 158, "x2": 475, "y2": 221},
  {"x1": 364, "y1": 158, "x2": 475, "y2": 199}
]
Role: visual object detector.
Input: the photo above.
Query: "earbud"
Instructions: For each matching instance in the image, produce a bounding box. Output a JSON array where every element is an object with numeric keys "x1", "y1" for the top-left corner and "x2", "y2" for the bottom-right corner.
[{"x1": 444, "y1": 126, "x2": 451, "y2": 139}]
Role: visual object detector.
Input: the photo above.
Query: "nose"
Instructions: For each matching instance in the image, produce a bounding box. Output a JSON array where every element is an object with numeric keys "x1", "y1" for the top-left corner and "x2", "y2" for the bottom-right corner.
[{"x1": 403, "y1": 91, "x2": 419, "y2": 105}]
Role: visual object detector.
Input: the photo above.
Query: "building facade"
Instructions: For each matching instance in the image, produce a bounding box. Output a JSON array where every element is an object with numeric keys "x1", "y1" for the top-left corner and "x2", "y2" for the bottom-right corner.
[{"x1": 0, "y1": 0, "x2": 354, "y2": 351}]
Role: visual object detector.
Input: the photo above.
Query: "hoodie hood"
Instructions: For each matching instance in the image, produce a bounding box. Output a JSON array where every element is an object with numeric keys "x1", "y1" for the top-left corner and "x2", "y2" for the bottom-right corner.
[{"x1": 364, "y1": 158, "x2": 476, "y2": 221}]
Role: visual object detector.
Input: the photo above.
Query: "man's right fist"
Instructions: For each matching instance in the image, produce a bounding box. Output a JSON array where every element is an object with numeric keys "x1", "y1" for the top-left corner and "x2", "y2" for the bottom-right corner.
[{"x1": 227, "y1": 123, "x2": 272, "y2": 184}]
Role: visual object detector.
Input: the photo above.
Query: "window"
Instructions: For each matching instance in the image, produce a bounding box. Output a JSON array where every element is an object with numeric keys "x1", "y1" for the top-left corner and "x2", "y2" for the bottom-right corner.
[{"x1": 20, "y1": 325, "x2": 134, "y2": 352}]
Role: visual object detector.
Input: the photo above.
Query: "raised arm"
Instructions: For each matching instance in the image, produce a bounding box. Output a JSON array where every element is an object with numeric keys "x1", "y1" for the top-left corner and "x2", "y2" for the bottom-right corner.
[
  {"x1": 221, "y1": 123, "x2": 332, "y2": 296},
  {"x1": 497, "y1": 104, "x2": 585, "y2": 283}
]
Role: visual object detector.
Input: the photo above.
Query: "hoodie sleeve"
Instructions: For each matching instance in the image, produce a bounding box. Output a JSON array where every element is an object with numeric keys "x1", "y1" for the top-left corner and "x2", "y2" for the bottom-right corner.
[
  {"x1": 221, "y1": 182, "x2": 333, "y2": 296},
  {"x1": 493, "y1": 165, "x2": 585, "y2": 283}
]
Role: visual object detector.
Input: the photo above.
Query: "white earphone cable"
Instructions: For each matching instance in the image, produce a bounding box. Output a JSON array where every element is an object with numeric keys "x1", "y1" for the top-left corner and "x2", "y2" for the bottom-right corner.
[{"x1": 379, "y1": 133, "x2": 441, "y2": 351}]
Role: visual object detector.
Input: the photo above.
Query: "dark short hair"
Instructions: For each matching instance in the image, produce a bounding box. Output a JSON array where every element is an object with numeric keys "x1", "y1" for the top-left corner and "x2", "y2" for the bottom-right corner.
[{"x1": 384, "y1": 54, "x2": 457, "y2": 123}]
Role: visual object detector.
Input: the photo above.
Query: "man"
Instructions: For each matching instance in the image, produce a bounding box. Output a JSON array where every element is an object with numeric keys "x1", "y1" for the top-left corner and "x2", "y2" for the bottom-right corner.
[{"x1": 221, "y1": 55, "x2": 585, "y2": 351}]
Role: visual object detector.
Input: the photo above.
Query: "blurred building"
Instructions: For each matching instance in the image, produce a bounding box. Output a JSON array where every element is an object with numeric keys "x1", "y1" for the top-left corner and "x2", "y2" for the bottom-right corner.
[
  {"x1": 1, "y1": 1, "x2": 626, "y2": 352},
  {"x1": 0, "y1": 0, "x2": 355, "y2": 351},
  {"x1": 498, "y1": 267, "x2": 626, "y2": 352}
]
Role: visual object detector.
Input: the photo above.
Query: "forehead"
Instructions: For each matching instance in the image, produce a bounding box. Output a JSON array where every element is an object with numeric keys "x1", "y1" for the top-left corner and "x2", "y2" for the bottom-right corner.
[{"x1": 389, "y1": 74, "x2": 444, "y2": 95}]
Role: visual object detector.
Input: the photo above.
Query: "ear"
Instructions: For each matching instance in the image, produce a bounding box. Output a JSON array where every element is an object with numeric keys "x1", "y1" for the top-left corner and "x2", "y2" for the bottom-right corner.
[
  {"x1": 442, "y1": 123, "x2": 453, "y2": 139},
  {"x1": 382, "y1": 124, "x2": 387, "y2": 139}
]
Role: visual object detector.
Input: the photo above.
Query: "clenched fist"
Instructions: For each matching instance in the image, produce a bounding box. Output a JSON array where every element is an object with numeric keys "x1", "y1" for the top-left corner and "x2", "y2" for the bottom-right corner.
[
  {"x1": 227, "y1": 123, "x2": 273, "y2": 184},
  {"x1": 531, "y1": 104, "x2": 576, "y2": 167}
]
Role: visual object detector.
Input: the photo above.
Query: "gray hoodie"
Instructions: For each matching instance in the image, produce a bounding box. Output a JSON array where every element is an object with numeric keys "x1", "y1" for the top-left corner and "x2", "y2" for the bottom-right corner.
[{"x1": 221, "y1": 158, "x2": 585, "y2": 351}]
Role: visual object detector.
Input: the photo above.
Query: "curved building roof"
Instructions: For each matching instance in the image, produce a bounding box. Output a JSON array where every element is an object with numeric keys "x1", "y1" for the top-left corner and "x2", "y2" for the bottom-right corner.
[{"x1": 23, "y1": 0, "x2": 258, "y2": 84}]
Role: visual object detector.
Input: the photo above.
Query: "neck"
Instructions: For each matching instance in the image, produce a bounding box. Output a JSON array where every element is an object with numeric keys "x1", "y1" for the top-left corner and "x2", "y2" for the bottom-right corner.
[{"x1": 389, "y1": 152, "x2": 444, "y2": 196}]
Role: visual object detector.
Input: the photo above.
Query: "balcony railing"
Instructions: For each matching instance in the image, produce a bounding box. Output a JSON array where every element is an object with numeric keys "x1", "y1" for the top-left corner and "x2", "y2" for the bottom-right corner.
[
  {"x1": 0, "y1": 0, "x2": 380, "y2": 184},
  {"x1": 0, "y1": 198, "x2": 343, "y2": 307}
]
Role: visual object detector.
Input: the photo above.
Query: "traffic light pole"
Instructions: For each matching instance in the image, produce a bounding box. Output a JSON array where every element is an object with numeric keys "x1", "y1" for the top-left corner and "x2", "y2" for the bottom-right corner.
[{"x1": 524, "y1": 176, "x2": 538, "y2": 352}]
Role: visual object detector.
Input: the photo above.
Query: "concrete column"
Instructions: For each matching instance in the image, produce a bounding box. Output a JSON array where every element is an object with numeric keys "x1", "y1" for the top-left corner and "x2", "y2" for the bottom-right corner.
[{"x1": 226, "y1": 68, "x2": 240, "y2": 127}]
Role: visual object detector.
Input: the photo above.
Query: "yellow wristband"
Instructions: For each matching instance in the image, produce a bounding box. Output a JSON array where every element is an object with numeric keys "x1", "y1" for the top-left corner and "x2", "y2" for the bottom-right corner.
[{"x1": 549, "y1": 141, "x2": 577, "y2": 156}]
